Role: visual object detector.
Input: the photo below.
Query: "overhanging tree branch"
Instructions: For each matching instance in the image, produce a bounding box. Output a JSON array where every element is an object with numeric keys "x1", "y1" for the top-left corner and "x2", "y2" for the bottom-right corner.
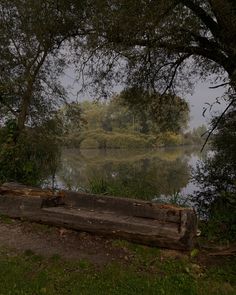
[
  {"x1": 180, "y1": 0, "x2": 220, "y2": 40},
  {"x1": 162, "y1": 53, "x2": 191, "y2": 94}
]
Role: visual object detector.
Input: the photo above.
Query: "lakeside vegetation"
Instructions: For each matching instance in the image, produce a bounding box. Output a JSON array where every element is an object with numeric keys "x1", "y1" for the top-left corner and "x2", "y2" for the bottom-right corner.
[
  {"x1": 60, "y1": 98, "x2": 207, "y2": 149},
  {"x1": 57, "y1": 147, "x2": 199, "y2": 200}
]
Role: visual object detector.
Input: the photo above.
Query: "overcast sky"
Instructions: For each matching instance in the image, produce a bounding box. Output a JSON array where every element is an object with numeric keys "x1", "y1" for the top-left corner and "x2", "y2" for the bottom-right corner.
[
  {"x1": 185, "y1": 81, "x2": 226, "y2": 129},
  {"x1": 62, "y1": 69, "x2": 227, "y2": 130}
]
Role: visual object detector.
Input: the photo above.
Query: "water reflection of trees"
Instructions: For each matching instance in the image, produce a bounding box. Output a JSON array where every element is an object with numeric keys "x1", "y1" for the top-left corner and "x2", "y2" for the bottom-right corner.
[{"x1": 56, "y1": 148, "x2": 198, "y2": 200}]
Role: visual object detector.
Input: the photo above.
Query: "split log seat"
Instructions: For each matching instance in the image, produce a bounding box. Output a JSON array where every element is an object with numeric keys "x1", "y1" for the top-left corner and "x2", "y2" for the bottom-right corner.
[{"x1": 0, "y1": 183, "x2": 198, "y2": 250}]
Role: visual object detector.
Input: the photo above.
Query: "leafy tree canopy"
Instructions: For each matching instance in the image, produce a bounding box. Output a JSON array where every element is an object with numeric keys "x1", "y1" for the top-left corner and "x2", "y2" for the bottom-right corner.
[
  {"x1": 120, "y1": 88, "x2": 189, "y2": 133},
  {"x1": 75, "y1": 0, "x2": 236, "y2": 97},
  {"x1": 0, "y1": 0, "x2": 86, "y2": 133}
]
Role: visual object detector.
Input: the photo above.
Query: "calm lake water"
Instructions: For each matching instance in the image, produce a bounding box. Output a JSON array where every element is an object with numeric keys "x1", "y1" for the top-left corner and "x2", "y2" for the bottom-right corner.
[{"x1": 55, "y1": 147, "x2": 205, "y2": 203}]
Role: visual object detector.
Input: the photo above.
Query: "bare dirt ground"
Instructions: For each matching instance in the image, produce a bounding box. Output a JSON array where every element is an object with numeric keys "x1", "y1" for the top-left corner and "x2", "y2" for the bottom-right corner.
[
  {"x1": 0, "y1": 218, "x2": 130, "y2": 265},
  {"x1": 0, "y1": 218, "x2": 234, "y2": 267}
]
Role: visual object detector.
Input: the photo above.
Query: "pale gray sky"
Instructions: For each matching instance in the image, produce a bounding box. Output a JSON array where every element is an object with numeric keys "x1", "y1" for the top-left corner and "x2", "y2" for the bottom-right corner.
[{"x1": 186, "y1": 81, "x2": 226, "y2": 129}]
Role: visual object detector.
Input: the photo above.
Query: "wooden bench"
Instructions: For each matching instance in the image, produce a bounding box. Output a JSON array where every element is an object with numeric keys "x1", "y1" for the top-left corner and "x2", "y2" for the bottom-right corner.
[{"x1": 0, "y1": 183, "x2": 197, "y2": 250}]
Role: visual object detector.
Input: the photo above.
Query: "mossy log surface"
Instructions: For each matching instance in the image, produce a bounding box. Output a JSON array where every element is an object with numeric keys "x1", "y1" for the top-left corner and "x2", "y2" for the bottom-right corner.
[{"x1": 0, "y1": 183, "x2": 197, "y2": 250}]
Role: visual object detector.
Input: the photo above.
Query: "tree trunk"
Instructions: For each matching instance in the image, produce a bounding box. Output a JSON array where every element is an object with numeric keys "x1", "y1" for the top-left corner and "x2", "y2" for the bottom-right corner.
[
  {"x1": 17, "y1": 85, "x2": 33, "y2": 134},
  {"x1": 16, "y1": 50, "x2": 48, "y2": 135}
]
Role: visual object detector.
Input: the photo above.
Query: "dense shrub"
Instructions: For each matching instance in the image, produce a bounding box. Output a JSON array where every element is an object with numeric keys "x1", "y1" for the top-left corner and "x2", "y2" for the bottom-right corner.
[
  {"x1": 62, "y1": 129, "x2": 197, "y2": 149},
  {"x1": 75, "y1": 130, "x2": 157, "y2": 149},
  {"x1": 192, "y1": 106, "x2": 236, "y2": 241},
  {"x1": 0, "y1": 120, "x2": 60, "y2": 186},
  {"x1": 159, "y1": 132, "x2": 183, "y2": 147}
]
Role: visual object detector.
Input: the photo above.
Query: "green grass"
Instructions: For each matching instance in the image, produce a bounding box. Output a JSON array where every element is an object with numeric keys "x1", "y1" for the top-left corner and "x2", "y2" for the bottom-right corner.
[
  {"x1": 88, "y1": 176, "x2": 162, "y2": 199},
  {"x1": 0, "y1": 245, "x2": 235, "y2": 295},
  {"x1": 0, "y1": 215, "x2": 13, "y2": 224}
]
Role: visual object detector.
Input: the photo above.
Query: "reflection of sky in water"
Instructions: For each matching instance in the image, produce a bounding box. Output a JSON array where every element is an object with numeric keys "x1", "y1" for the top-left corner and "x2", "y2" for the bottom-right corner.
[
  {"x1": 180, "y1": 154, "x2": 200, "y2": 196},
  {"x1": 55, "y1": 147, "x2": 205, "y2": 203}
]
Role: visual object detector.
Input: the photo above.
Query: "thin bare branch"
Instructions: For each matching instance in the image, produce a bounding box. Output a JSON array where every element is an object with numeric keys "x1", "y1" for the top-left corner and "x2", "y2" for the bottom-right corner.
[
  {"x1": 201, "y1": 97, "x2": 236, "y2": 152},
  {"x1": 209, "y1": 82, "x2": 230, "y2": 89}
]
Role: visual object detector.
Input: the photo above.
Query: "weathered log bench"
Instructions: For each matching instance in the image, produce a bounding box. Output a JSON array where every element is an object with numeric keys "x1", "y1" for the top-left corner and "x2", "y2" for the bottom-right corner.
[{"x1": 0, "y1": 183, "x2": 198, "y2": 250}]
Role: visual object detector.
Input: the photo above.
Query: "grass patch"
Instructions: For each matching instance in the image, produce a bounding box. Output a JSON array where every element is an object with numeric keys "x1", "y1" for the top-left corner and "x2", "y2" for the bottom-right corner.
[
  {"x1": 0, "y1": 215, "x2": 13, "y2": 224},
  {"x1": 29, "y1": 223, "x2": 54, "y2": 234},
  {"x1": 0, "y1": 246, "x2": 234, "y2": 295},
  {"x1": 87, "y1": 176, "x2": 161, "y2": 199},
  {"x1": 49, "y1": 254, "x2": 61, "y2": 263}
]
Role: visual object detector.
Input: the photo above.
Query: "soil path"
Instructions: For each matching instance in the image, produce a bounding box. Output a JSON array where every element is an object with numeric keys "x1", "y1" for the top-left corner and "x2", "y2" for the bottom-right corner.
[
  {"x1": 0, "y1": 219, "x2": 129, "y2": 265},
  {"x1": 0, "y1": 218, "x2": 234, "y2": 267}
]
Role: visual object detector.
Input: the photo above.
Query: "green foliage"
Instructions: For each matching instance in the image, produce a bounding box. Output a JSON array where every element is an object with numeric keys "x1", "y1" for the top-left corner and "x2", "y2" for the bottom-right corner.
[
  {"x1": 190, "y1": 249, "x2": 199, "y2": 259},
  {"x1": 0, "y1": 215, "x2": 13, "y2": 225},
  {"x1": 158, "y1": 132, "x2": 183, "y2": 147},
  {"x1": 88, "y1": 172, "x2": 189, "y2": 201},
  {"x1": 88, "y1": 176, "x2": 156, "y2": 199},
  {"x1": 193, "y1": 105, "x2": 236, "y2": 241},
  {"x1": 78, "y1": 129, "x2": 200, "y2": 149},
  {"x1": 120, "y1": 88, "x2": 190, "y2": 133},
  {"x1": 78, "y1": 1, "x2": 236, "y2": 98},
  {"x1": 199, "y1": 193, "x2": 236, "y2": 242},
  {"x1": 56, "y1": 102, "x2": 87, "y2": 136},
  {"x1": 79, "y1": 130, "x2": 156, "y2": 149},
  {"x1": 60, "y1": 99, "x2": 198, "y2": 149},
  {"x1": 88, "y1": 177, "x2": 109, "y2": 195},
  {"x1": 86, "y1": 94, "x2": 189, "y2": 135},
  {"x1": 58, "y1": 147, "x2": 192, "y2": 200},
  {"x1": 161, "y1": 191, "x2": 190, "y2": 207},
  {"x1": 0, "y1": 0, "x2": 87, "y2": 186},
  {"x1": 0, "y1": 0, "x2": 80, "y2": 129},
  {"x1": 0, "y1": 120, "x2": 60, "y2": 186}
]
